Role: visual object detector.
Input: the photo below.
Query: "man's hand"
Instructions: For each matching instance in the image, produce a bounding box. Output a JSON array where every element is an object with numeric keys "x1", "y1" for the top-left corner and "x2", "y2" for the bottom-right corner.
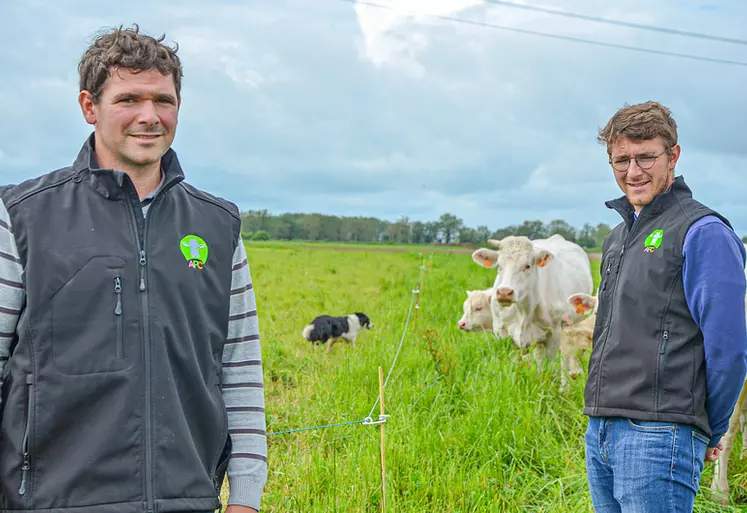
[
  {"x1": 705, "y1": 442, "x2": 724, "y2": 462},
  {"x1": 225, "y1": 506, "x2": 258, "y2": 513}
]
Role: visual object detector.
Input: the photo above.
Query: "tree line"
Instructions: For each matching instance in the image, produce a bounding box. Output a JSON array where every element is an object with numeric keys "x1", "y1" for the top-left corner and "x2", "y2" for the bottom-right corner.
[{"x1": 240, "y1": 210, "x2": 614, "y2": 249}]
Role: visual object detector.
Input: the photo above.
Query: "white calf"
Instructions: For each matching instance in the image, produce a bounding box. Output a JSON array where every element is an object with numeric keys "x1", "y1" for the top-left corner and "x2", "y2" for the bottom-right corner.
[
  {"x1": 457, "y1": 288, "x2": 494, "y2": 332},
  {"x1": 558, "y1": 292, "x2": 597, "y2": 392}
]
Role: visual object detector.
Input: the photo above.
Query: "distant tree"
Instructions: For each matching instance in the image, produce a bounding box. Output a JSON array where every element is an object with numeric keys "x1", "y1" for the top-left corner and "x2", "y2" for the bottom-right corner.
[
  {"x1": 410, "y1": 221, "x2": 425, "y2": 244},
  {"x1": 320, "y1": 215, "x2": 342, "y2": 241},
  {"x1": 423, "y1": 221, "x2": 440, "y2": 243},
  {"x1": 438, "y1": 213, "x2": 464, "y2": 244},
  {"x1": 595, "y1": 223, "x2": 612, "y2": 247},
  {"x1": 375, "y1": 220, "x2": 389, "y2": 242},
  {"x1": 490, "y1": 225, "x2": 517, "y2": 241},
  {"x1": 516, "y1": 220, "x2": 547, "y2": 239},
  {"x1": 458, "y1": 227, "x2": 478, "y2": 244},
  {"x1": 383, "y1": 216, "x2": 411, "y2": 243},
  {"x1": 577, "y1": 223, "x2": 597, "y2": 248},
  {"x1": 742, "y1": 235, "x2": 747, "y2": 244},
  {"x1": 251, "y1": 230, "x2": 269, "y2": 241},
  {"x1": 546, "y1": 219, "x2": 577, "y2": 242},
  {"x1": 302, "y1": 214, "x2": 324, "y2": 241},
  {"x1": 475, "y1": 225, "x2": 491, "y2": 245}
]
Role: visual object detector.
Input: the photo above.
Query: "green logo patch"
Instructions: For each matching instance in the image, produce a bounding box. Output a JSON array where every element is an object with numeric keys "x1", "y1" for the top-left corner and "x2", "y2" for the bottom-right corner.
[
  {"x1": 644, "y1": 229, "x2": 664, "y2": 253},
  {"x1": 180, "y1": 235, "x2": 209, "y2": 270}
]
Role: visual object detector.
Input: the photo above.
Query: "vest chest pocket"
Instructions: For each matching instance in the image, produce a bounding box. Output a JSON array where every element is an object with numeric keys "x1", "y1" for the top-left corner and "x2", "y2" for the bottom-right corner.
[{"x1": 50, "y1": 255, "x2": 133, "y2": 375}]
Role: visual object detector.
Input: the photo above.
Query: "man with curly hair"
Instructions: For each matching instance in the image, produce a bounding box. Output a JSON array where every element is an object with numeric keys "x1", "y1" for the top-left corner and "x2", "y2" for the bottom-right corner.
[
  {"x1": 583, "y1": 100, "x2": 747, "y2": 512},
  {"x1": 0, "y1": 25, "x2": 267, "y2": 513}
]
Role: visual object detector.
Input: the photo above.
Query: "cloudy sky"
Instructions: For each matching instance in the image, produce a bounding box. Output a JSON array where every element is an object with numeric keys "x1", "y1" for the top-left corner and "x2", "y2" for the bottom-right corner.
[{"x1": 1, "y1": 0, "x2": 746, "y2": 234}]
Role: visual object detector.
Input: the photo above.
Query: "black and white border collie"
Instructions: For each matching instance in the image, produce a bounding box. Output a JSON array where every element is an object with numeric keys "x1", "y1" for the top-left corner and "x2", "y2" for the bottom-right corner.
[{"x1": 302, "y1": 312, "x2": 375, "y2": 352}]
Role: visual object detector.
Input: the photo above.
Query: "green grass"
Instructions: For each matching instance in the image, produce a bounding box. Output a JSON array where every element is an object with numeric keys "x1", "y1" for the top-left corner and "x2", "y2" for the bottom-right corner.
[{"x1": 222, "y1": 244, "x2": 746, "y2": 512}]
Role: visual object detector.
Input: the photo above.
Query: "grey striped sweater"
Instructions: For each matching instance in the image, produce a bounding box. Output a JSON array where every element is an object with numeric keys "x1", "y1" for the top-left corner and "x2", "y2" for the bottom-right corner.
[{"x1": 0, "y1": 196, "x2": 267, "y2": 510}]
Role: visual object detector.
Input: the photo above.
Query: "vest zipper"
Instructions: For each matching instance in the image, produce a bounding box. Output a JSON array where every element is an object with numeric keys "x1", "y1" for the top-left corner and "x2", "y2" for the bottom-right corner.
[
  {"x1": 114, "y1": 276, "x2": 124, "y2": 359},
  {"x1": 19, "y1": 374, "x2": 34, "y2": 496},
  {"x1": 124, "y1": 197, "x2": 154, "y2": 513},
  {"x1": 122, "y1": 174, "x2": 181, "y2": 513}
]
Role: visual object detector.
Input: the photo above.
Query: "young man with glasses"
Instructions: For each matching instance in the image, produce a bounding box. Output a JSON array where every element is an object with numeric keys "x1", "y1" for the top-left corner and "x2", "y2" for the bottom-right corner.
[{"x1": 583, "y1": 101, "x2": 747, "y2": 512}]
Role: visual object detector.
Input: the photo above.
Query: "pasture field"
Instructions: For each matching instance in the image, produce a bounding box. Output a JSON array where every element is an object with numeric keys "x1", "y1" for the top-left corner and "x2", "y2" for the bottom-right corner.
[{"x1": 220, "y1": 242, "x2": 746, "y2": 512}]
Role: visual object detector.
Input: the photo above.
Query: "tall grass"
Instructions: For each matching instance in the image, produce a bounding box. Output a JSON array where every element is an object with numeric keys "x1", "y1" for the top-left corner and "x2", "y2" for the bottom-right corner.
[{"x1": 219, "y1": 244, "x2": 746, "y2": 512}]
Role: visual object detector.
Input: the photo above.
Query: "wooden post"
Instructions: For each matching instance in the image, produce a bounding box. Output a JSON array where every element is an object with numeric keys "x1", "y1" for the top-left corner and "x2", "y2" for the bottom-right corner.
[
  {"x1": 379, "y1": 366, "x2": 386, "y2": 513},
  {"x1": 412, "y1": 260, "x2": 424, "y2": 334}
]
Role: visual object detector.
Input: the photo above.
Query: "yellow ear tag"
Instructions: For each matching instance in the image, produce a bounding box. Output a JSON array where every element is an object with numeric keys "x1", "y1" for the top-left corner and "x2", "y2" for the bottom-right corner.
[
  {"x1": 537, "y1": 255, "x2": 552, "y2": 268},
  {"x1": 575, "y1": 303, "x2": 586, "y2": 316},
  {"x1": 483, "y1": 258, "x2": 493, "y2": 267}
]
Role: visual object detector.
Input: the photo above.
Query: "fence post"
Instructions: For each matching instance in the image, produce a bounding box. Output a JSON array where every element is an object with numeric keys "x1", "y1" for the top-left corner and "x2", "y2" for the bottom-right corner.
[
  {"x1": 413, "y1": 259, "x2": 424, "y2": 334},
  {"x1": 379, "y1": 366, "x2": 386, "y2": 513}
]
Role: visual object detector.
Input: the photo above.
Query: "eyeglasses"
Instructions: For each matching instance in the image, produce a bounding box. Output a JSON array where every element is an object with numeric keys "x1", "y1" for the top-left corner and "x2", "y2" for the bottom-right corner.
[{"x1": 609, "y1": 149, "x2": 669, "y2": 172}]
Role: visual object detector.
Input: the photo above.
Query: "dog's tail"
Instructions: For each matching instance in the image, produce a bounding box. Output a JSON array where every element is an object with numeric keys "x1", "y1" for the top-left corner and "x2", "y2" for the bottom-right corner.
[{"x1": 302, "y1": 324, "x2": 316, "y2": 341}]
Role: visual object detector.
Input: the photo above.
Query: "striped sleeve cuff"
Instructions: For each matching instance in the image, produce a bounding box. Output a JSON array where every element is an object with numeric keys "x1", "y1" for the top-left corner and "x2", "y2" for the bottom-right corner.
[{"x1": 227, "y1": 476, "x2": 264, "y2": 511}]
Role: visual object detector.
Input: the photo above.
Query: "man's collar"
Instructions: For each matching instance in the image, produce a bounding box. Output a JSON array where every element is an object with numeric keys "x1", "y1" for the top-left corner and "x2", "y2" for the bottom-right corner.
[
  {"x1": 140, "y1": 170, "x2": 166, "y2": 204},
  {"x1": 605, "y1": 175, "x2": 692, "y2": 227},
  {"x1": 72, "y1": 132, "x2": 184, "y2": 201}
]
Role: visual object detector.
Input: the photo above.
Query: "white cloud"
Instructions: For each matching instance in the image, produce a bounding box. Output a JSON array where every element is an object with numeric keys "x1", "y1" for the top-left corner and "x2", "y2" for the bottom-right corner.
[{"x1": 353, "y1": 0, "x2": 481, "y2": 75}]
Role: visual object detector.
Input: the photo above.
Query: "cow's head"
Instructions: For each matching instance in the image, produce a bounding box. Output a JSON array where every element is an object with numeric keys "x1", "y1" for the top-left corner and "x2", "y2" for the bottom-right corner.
[
  {"x1": 458, "y1": 289, "x2": 493, "y2": 332},
  {"x1": 562, "y1": 292, "x2": 598, "y2": 326},
  {"x1": 471, "y1": 236, "x2": 553, "y2": 307}
]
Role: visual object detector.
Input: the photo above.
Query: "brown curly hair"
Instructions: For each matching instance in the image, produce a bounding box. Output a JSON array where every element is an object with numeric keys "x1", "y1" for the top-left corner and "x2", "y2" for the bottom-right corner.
[
  {"x1": 78, "y1": 24, "x2": 183, "y2": 103},
  {"x1": 597, "y1": 101, "x2": 678, "y2": 156}
]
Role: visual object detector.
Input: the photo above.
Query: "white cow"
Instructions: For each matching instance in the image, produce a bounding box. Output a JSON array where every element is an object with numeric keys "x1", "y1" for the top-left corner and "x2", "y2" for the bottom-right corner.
[{"x1": 471, "y1": 234, "x2": 594, "y2": 368}]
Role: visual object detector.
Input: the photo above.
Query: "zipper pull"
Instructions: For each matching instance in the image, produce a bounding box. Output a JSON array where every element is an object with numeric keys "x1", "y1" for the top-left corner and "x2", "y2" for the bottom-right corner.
[
  {"x1": 617, "y1": 245, "x2": 625, "y2": 272},
  {"x1": 114, "y1": 277, "x2": 122, "y2": 315},
  {"x1": 602, "y1": 261, "x2": 612, "y2": 291},
  {"x1": 660, "y1": 330, "x2": 669, "y2": 353},
  {"x1": 19, "y1": 457, "x2": 29, "y2": 495},
  {"x1": 139, "y1": 250, "x2": 147, "y2": 291}
]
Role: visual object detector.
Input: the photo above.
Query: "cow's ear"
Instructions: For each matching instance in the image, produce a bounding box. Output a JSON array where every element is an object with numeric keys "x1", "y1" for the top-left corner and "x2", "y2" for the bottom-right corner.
[
  {"x1": 567, "y1": 293, "x2": 595, "y2": 315},
  {"x1": 535, "y1": 249, "x2": 553, "y2": 267},
  {"x1": 472, "y1": 248, "x2": 498, "y2": 268}
]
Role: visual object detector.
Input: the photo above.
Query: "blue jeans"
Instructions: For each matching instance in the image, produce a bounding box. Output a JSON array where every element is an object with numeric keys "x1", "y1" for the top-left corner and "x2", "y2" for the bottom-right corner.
[{"x1": 585, "y1": 417, "x2": 710, "y2": 513}]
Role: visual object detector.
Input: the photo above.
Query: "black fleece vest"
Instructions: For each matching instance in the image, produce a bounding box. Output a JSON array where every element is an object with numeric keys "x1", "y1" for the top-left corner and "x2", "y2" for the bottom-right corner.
[
  {"x1": 0, "y1": 134, "x2": 241, "y2": 513},
  {"x1": 583, "y1": 176, "x2": 731, "y2": 437}
]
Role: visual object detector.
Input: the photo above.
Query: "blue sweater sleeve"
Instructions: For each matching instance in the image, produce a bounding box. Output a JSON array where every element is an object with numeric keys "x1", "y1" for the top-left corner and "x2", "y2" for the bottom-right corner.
[{"x1": 683, "y1": 216, "x2": 747, "y2": 448}]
